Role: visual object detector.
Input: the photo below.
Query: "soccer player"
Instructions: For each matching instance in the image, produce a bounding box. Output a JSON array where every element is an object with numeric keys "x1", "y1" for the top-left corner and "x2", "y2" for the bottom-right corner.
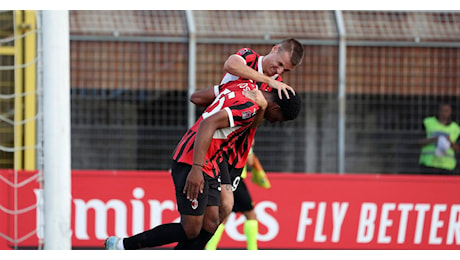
[
  {"x1": 104, "y1": 78, "x2": 302, "y2": 250},
  {"x1": 188, "y1": 38, "x2": 304, "y2": 249},
  {"x1": 221, "y1": 38, "x2": 304, "y2": 100}
]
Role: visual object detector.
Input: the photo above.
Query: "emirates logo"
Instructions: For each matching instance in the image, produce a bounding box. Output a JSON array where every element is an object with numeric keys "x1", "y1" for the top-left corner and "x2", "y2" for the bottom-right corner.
[{"x1": 191, "y1": 199, "x2": 198, "y2": 210}]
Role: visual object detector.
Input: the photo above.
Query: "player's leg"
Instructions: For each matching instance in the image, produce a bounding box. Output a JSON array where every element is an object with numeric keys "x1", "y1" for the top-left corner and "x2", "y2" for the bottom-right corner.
[
  {"x1": 175, "y1": 205, "x2": 220, "y2": 250},
  {"x1": 205, "y1": 217, "x2": 227, "y2": 250},
  {"x1": 105, "y1": 221, "x2": 189, "y2": 250},
  {"x1": 233, "y1": 179, "x2": 258, "y2": 250},
  {"x1": 105, "y1": 161, "x2": 206, "y2": 250},
  {"x1": 218, "y1": 161, "x2": 234, "y2": 223},
  {"x1": 176, "y1": 205, "x2": 220, "y2": 250},
  {"x1": 120, "y1": 216, "x2": 200, "y2": 250},
  {"x1": 242, "y1": 210, "x2": 258, "y2": 250},
  {"x1": 168, "y1": 161, "x2": 210, "y2": 240},
  {"x1": 174, "y1": 168, "x2": 221, "y2": 250},
  {"x1": 205, "y1": 186, "x2": 232, "y2": 250},
  {"x1": 219, "y1": 184, "x2": 234, "y2": 223},
  {"x1": 206, "y1": 161, "x2": 233, "y2": 250},
  {"x1": 178, "y1": 174, "x2": 222, "y2": 250},
  {"x1": 250, "y1": 153, "x2": 271, "y2": 189}
]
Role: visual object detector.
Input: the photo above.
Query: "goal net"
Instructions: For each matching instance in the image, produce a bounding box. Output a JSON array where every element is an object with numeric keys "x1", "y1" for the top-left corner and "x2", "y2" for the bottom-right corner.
[{"x1": 0, "y1": 10, "x2": 44, "y2": 249}]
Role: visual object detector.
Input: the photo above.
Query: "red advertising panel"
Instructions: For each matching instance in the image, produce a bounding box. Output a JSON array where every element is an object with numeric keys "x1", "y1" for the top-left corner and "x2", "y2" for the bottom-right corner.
[
  {"x1": 235, "y1": 173, "x2": 460, "y2": 249},
  {"x1": 1, "y1": 170, "x2": 459, "y2": 249},
  {"x1": 0, "y1": 170, "x2": 41, "y2": 249}
]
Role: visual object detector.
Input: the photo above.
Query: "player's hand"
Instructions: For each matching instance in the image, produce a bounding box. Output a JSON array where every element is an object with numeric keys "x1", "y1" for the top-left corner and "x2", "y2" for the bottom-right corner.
[
  {"x1": 243, "y1": 89, "x2": 267, "y2": 109},
  {"x1": 183, "y1": 166, "x2": 204, "y2": 201},
  {"x1": 269, "y1": 80, "x2": 295, "y2": 99}
]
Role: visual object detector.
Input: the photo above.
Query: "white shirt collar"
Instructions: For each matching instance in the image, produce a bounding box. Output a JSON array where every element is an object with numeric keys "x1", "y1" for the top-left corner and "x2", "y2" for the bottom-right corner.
[{"x1": 258, "y1": 56, "x2": 264, "y2": 74}]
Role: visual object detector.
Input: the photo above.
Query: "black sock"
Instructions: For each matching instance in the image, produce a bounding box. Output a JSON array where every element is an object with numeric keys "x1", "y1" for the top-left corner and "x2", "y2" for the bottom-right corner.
[
  {"x1": 174, "y1": 240, "x2": 192, "y2": 250},
  {"x1": 174, "y1": 228, "x2": 214, "y2": 250},
  {"x1": 123, "y1": 223, "x2": 187, "y2": 249}
]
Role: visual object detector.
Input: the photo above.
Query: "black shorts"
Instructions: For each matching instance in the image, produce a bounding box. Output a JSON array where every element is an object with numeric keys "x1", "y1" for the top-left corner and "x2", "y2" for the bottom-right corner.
[
  {"x1": 218, "y1": 160, "x2": 251, "y2": 212},
  {"x1": 225, "y1": 163, "x2": 252, "y2": 213},
  {"x1": 219, "y1": 161, "x2": 231, "y2": 185},
  {"x1": 232, "y1": 178, "x2": 254, "y2": 213},
  {"x1": 219, "y1": 161, "x2": 244, "y2": 188},
  {"x1": 171, "y1": 160, "x2": 221, "y2": 216}
]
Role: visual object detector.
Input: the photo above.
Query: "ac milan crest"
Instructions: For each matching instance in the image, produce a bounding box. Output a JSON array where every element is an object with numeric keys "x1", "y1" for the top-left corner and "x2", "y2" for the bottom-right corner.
[{"x1": 191, "y1": 199, "x2": 198, "y2": 210}]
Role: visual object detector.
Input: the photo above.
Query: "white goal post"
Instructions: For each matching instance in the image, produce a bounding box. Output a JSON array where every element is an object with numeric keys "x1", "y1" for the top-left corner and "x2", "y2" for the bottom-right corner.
[{"x1": 41, "y1": 10, "x2": 72, "y2": 250}]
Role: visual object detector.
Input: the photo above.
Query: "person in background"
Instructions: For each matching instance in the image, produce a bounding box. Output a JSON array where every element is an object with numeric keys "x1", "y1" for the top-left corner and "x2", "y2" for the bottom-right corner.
[{"x1": 419, "y1": 103, "x2": 460, "y2": 175}]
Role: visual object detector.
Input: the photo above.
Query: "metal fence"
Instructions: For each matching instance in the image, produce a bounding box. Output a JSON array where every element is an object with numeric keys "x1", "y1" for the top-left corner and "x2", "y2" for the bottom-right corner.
[{"x1": 68, "y1": 10, "x2": 460, "y2": 174}]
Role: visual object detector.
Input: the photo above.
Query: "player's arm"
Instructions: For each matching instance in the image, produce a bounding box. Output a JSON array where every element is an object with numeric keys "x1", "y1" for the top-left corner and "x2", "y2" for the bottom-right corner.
[
  {"x1": 224, "y1": 54, "x2": 295, "y2": 99},
  {"x1": 190, "y1": 85, "x2": 217, "y2": 107},
  {"x1": 183, "y1": 109, "x2": 230, "y2": 201}
]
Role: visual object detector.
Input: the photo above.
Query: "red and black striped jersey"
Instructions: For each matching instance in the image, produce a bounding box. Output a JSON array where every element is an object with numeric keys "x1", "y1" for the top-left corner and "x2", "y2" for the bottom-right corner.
[
  {"x1": 220, "y1": 48, "x2": 284, "y2": 168},
  {"x1": 212, "y1": 86, "x2": 257, "y2": 169},
  {"x1": 172, "y1": 79, "x2": 259, "y2": 178},
  {"x1": 231, "y1": 128, "x2": 257, "y2": 169},
  {"x1": 221, "y1": 47, "x2": 284, "y2": 91}
]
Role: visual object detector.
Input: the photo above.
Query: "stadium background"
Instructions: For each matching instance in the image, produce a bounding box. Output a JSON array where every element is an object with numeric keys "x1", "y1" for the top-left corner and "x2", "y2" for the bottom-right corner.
[
  {"x1": 1, "y1": 10, "x2": 460, "y2": 174},
  {"x1": 1, "y1": 10, "x2": 460, "y2": 250},
  {"x1": 68, "y1": 10, "x2": 460, "y2": 174}
]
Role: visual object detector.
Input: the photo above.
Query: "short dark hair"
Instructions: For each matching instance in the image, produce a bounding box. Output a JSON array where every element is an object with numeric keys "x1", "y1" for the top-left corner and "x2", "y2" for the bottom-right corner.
[
  {"x1": 273, "y1": 90, "x2": 302, "y2": 121},
  {"x1": 278, "y1": 38, "x2": 304, "y2": 66}
]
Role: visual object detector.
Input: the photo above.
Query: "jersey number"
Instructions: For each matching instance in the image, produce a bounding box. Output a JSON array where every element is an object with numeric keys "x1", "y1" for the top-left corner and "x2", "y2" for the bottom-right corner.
[{"x1": 202, "y1": 88, "x2": 235, "y2": 119}]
